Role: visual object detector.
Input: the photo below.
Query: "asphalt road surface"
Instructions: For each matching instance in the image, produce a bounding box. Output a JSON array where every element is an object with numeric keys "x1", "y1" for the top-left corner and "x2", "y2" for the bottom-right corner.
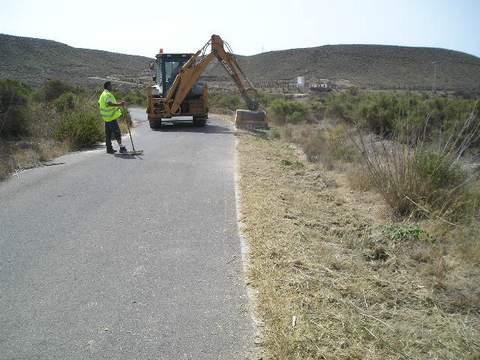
[{"x1": 0, "y1": 109, "x2": 254, "y2": 359}]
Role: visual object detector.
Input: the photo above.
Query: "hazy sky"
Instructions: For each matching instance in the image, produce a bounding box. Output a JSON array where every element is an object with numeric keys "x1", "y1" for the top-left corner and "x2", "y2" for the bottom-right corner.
[{"x1": 1, "y1": 0, "x2": 479, "y2": 58}]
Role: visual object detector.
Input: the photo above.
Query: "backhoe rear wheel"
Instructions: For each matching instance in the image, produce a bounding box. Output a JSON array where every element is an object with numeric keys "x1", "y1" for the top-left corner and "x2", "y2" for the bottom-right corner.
[{"x1": 193, "y1": 116, "x2": 207, "y2": 127}]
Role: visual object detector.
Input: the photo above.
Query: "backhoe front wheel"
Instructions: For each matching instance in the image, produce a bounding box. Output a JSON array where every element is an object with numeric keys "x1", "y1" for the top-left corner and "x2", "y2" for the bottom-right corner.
[{"x1": 149, "y1": 118, "x2": 162, "y2": 130}]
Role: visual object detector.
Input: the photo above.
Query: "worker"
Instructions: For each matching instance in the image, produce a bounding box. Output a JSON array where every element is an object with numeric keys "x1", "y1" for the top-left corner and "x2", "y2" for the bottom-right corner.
[{"x1": 98, "y1": 81, "x2": 127, "y2": 154}]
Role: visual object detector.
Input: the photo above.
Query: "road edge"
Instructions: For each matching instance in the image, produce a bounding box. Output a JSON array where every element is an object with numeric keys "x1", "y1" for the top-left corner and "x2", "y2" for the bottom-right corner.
[{"x1": 233, "y1": 134, "x2": 265, "y2": 359}]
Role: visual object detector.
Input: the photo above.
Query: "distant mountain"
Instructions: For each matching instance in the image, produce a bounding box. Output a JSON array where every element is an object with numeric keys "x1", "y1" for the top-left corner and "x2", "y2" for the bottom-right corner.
[{"x1": 1, "y1": 33, "x2": 480, "y2": 91}]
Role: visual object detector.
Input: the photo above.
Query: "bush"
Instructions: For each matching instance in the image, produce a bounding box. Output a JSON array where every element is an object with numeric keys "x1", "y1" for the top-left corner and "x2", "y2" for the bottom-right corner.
[
  {"x1": 325, "y1": 90, "x2": 479, "y2": 143},
  {"x1": 39, "y1": 80, "x2": 76, "y2": 102},
  {"x1": 269, "y1": 127, "x2": 281, "y2": 139},
  {"x1": 209, "y1": 94, "x2": 242, "y2": 113},
  {"x1": 0, "y1": 80, "x2": 32, "y2": 138},
  {"x1": 123, "y1": 89, "x2": 146, "y2": 106},
  {"x1": 255, "y1": 92, "x2": 282, "y2": 108},
  {"x1": 268, "y1": 99, "x2": 310, "y2": 125},
  {"x1": 54, "y1": 92, "x2": 78, "y2": 112},
  {"x1": 54, "y1": 109, "x2": 103, "y2": 148},
  {"x1": 207, "y1": 91, "x2": 281, "y2": 114},
  {"x1": 324, "y1": 89, "x2": 362, "y2": 121},
  {"x1": 358, "y1": 94, "x2": 400, "y2": 135},
  {"x1": 354, "y1": 111, "x2": 480, "y2": 220},
  {"x1": 275, "y1": 123, "x2": 356, "y2": 169}
]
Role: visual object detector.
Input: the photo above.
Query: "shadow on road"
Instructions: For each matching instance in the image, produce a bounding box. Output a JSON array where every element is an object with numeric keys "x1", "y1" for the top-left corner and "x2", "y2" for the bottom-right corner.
[
  {"x1": 113, "y1": 154, "x2": 144, "y2": 160},
  {"x1": 87, "y1": 144, "x2": 106, "y2": 151},
  {"x1": 151, "y1": 121, "x2": 234, "y2": 134}
]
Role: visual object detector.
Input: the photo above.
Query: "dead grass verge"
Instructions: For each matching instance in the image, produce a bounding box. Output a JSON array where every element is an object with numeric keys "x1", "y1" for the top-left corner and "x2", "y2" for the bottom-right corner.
[
  {"x1": 0, "y1": 139, "x2": 69, "y2": 179},
  {"x1": 238, "y1": 132, "x2": 480, "y2": 359}
]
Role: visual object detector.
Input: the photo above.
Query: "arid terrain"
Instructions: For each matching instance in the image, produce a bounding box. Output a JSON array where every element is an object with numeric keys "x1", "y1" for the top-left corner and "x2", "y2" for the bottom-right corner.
[{"x1": 2, "y1": 34, "x2": 480, "y2": 92}]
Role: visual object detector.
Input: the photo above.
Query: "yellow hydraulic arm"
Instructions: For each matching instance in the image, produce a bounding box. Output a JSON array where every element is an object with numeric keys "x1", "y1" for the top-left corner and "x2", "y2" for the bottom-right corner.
[{"x1": 164, "y1": 34, "x2": 259, "y2": 116}]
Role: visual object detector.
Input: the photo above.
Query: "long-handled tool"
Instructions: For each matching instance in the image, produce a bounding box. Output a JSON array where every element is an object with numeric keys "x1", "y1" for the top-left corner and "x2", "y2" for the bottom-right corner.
[{"x1": 117, "y1": 105, "x2": 143, "y2": 156}]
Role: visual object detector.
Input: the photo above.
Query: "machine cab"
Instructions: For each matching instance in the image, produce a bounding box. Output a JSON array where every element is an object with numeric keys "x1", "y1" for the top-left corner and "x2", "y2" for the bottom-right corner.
[{"x1": 154, "y1": 53, "x2": 193, "y2": 97}]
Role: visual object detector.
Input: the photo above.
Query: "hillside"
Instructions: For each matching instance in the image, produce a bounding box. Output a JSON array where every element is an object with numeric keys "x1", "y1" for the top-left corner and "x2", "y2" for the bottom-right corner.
[
  {"x1": 1, "y1": 34, "x2": 480, "y2": 91},
  {"x1": 208, "y1": 44, "x2": 480, "y2": 91},
  {"x1": 0, "y1": 34, "x2": 152, "y2": 88}
]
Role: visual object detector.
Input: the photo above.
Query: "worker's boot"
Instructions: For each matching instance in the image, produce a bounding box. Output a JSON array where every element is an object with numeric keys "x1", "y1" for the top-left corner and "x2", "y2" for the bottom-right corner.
[
  {"x1": 119, "y1": 146, "x2": 127, "y2": 154},
  {"x1": 107, "y1": 147, "x2": 117, "y2": 154}
]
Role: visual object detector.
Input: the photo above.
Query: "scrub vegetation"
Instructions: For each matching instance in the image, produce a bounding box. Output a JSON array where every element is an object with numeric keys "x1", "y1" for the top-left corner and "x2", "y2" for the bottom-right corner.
[
  {"x1": 117, "y1": 88, "x2": 147, "y2": 107},
  {"x1": 237, "y1": 89, "x2": 480, "y2": 359},
  {"x1": 273, "y1": 90, "x2": 480, "y2": 222},
  {"x1": 209, "y1": 93, "x2": 242, "y2": 113},
  {"x1": 0, "y1": 79, "x2": 136, "y2": 180}
]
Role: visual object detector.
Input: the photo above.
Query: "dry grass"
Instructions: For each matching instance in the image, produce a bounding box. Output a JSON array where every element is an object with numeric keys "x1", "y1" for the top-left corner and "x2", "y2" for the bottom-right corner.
[
  {"x1": 238, "y1": 132, "x2": 480, "y2": 359},
  {"x1": 0, "y1": 139, "x2": 69, "y2": 180},
  {"x1": 118, "y1": 110, "x2": 134, "y2": 135},
  {"x1": 352, "y1": 111, "x2": 480, "y2": 220},
  {"x1": 278, "y1": 123, "x2": 356, "y2": 170},
  {"x1": 346, "y1": 165, "x2": 375, "y2": 192},
  {"x1": 0, "y1": 109, "x2": 134, "y2": 180}
]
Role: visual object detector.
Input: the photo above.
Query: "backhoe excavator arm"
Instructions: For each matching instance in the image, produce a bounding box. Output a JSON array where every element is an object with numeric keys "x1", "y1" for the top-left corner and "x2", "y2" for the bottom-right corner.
[
  {"x1": 210, "y1": 35, "x2": 259, "y2": 111},
  {"x1": 165, "y1": 34, "x2": 259, "y2": 116}
]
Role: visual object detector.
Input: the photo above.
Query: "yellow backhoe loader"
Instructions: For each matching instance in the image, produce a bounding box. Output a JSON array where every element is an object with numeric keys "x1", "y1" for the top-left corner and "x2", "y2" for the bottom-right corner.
[{"x1": 147, "y1": 34, "x2": 267, "y2": 130}]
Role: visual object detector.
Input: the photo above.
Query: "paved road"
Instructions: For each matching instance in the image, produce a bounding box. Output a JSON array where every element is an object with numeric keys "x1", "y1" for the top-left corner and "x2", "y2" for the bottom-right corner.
[{"x1": 0, "y1": 109, "x2": 253, "y2": 359}]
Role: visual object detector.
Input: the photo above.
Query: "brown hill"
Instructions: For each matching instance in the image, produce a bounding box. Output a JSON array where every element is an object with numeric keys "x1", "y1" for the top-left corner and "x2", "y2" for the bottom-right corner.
[
  {"x1": 0, "y1": 34, "x2": 151, "y2": 88},
  {"x1": 1, "y1": 34, "x2": 479, "y2": 91},
  {"x1": 207, "y1": 44, "x2": 480, "y2": 91}
]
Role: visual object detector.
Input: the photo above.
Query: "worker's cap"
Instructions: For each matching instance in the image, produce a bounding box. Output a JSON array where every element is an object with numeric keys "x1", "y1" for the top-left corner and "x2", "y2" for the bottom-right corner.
[{"x1": 104, "y1": 81, "x2": 112, "y2": 89}]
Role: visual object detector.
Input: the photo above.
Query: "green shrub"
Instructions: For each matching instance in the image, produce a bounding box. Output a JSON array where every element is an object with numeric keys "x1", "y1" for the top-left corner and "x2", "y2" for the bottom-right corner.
[
  {"x1": 255, "y1": 92, "x2": 282, "y2": 107},
  {"x1": 280, "y1": 158, "x2": 305, "y2": 168},
  {"x1": 325, "y1": 90, "x2": 478, "y2": 143},
  {"x1": 209, "y1": 94, "x2": 242, "y2": 112},
  {"x1": 208, "y1": 91, "x2": 281, "y2": 114},
  {"x1": 324, "y1": 90, "x2": 361, "y2": 121},
  {"x1": 415, "y1": 150, "x2": 466, "y2": 190},
  {"x1": 54, "y1": 109, "x2": 103, "y2": 148},
  {"x1": 39, "y1": 80, "x2": 76, "y2": 102},
  {"x1": 273, "y1": 90, "x2": 479, "y2": 221},
  {"x1": 0, "y1": 79, "x2": 32, "y2": 138},
  {"x1": 384, "y1": 225, "x2": 434, "y2": 242},
  {"x1": 306, "y1": 100, "x2": 325, "y2": 120},
  {"x1": 268, "y1": 99, "x2": 310, "y2": 125},
  {"x1": 123, "y1": 89, "x2": 146, "y2": 106},
  {"x1": 269, "y1": 127, "x2": 281, "y2": 139},
  {"x1": 358, "y1": 94, "x2": 400, "y2": 135},
  {"x1": 54, "y1": 92, "x2": 78, "y2": 112}
]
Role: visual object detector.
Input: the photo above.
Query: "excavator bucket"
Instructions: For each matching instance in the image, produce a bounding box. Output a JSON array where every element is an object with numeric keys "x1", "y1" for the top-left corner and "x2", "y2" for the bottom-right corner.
[{"x1": 235, "y1": 109, "x2": 268, "y2": 130}]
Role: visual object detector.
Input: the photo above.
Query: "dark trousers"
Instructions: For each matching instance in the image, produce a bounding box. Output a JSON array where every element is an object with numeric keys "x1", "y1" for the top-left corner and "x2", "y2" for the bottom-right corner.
[{"x1": 105, "y1": 120, "x2": 121, "y2": 150}]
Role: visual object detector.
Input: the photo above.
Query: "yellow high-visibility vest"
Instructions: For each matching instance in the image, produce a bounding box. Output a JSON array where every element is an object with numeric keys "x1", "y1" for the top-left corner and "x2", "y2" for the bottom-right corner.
[{"x1": 98, "y1": 90, "x2": 122, "y2": 122}]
